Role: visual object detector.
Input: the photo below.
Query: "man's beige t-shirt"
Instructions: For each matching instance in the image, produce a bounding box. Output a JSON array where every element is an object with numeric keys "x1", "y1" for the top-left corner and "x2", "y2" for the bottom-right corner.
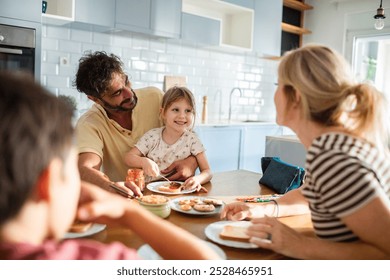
[{"x1": 75, "y1": 86, "x2": 163, "y2": 181}]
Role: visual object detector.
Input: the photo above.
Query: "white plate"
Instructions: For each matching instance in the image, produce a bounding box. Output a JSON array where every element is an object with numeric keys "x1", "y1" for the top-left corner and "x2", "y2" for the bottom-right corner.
[
  {"x1": 137, "y1": 241, "x2": 226, "y2": 260},
  {"x1": 146, "y1": 181, "x2": 195, "y2": 195},
  {"x1": 205, "y1": 221, "x2": 258, "y2": 249},
  {"x1": 63, "y1": 223, "x2": 106, "y2": 239},
  {"x1": 169, "y1": 196, "x2": 225, "y2": 216}
]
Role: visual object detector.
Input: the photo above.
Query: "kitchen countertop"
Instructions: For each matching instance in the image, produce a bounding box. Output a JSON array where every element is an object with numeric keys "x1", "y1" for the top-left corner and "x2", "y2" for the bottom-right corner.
[
  {"x1": 266, "y1": 134, "x2": 300, "y2": 142},
  {"x1": 196, "y1": 120, "x2": 277, "y2": 127}
]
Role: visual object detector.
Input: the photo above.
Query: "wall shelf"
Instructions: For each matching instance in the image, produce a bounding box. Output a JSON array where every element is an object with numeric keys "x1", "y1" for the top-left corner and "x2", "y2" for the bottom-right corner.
[
  {"x1": 283, "y1": 0, "x2": 313, "y2": 11},
  {"x1": 281, "y1": 0, "x2": 312, "y2": 54},
  {"x1": 282, "y1": 22, "x2": 311, "y2": 35}
]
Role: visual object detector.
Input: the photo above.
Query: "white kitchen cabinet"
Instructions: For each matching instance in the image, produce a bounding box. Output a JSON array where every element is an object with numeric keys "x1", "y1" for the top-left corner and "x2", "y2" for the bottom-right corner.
[
  {"x1": 240, "y1": 124, "x2": 283, "y2": 172},
  {"x1": 115, "y1": 0, "x2": 150, "y2": 34},
  {"x1": 42, "y1": 0, "x2": 74, "y2": 23},
  {"x1": 115, "y1": 0, "x2": 181, "y2": 38},
  {"x1": 42, "y1": 0, "x2": 115, "y2": 29},
  {"x1": 253, "y1": 0, "x2": 283, "y2": 57},
  {"x1": 221, "y1": 0, "x2": 254, "y2": 9},
  {"x1": 195, "y1": 126, "x2": 243, "y2": 173},
  {"x1": 265, "y1": 135, "x2": 306, "y2": 168},
  {"x1": 0, "y1": 0, "x2": 41, "y2": 23},
  {"x1": 195, "y1": 123, "x2": 283, "y2": 173},
  {"x1": 181, "y1": 12, "x2": 220, "y2": 46},
  {"x1": 73, "y1": 0, "x2": 115, "y2": 29},
  {"x1": 182, "y1": 0, "x2": 254, "y2": 51}
]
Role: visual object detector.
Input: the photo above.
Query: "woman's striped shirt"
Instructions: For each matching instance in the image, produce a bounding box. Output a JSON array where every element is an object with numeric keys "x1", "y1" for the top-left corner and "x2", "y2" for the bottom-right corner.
[{"x1": 301, "y1": 133, "x2": 390, "y2": 242}]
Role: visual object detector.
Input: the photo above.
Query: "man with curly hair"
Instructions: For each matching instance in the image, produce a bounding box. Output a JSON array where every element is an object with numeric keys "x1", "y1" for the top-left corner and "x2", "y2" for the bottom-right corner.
[{"x1": 74, "y1": 51, "x2": 198, "y2": 197}]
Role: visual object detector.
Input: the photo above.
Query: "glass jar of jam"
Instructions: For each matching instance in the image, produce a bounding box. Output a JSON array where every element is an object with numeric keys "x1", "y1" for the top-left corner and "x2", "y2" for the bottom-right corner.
[{"x1": 126, "y1": 168, "x2": 145, "y2": 190}]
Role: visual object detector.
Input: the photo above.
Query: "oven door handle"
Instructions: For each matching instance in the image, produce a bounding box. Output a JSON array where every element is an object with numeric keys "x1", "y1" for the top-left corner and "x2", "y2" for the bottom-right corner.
[{"x1": 0, "y1": 47, "x2": 23, "y2": 55}]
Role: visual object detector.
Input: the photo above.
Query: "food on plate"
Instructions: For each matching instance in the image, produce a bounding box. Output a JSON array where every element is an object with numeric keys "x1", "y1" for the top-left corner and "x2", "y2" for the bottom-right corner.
[
  {"x1": 141, "y1": 194, "x2": 168, "y2": 205},
  {"x1": 69, "y1": 221, "x2": 93, "y2": 233},
  {"x1": 191, "y1": 198, "x2": 202, "y2": 204},
  {"x1": 178, "y1": 199, "x2": 193, "y2": 206},
  {"x1": 179, "y1": 198, "x2": 202, "y2": 206},
  {"x1": 219, "y1": 225, "x2": 250, "y2": 242},
  {"x1": 203, "y1": 198, "x2": 223, "y2": 206},
  {"x1": 175, "y1": 197, "x2": 224, "y2": 213},
  {"x1": 158, "y1": 182, "x2": 182, "y2": 193},
  {"x1": 180, "y1": 204, "x2": 192, "y2": 211},
  {"x1": 193, "y1": 204, "x2": 215, "y2": 212}
]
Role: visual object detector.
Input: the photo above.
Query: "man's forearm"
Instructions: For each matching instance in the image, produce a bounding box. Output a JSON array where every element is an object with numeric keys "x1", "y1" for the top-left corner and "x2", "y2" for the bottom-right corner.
[
  {"x1": 185, "y1": 155, "x2": 198, "y2": 174},
  {"x1": 79, "y1": 166, "x2": 112, "y2": 192}
]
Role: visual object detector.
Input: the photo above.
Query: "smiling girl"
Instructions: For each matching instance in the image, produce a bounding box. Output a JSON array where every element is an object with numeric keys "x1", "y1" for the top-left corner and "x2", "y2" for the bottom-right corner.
[{"x1": 124, "y1": 87, "x2": 212, "y2": 192}]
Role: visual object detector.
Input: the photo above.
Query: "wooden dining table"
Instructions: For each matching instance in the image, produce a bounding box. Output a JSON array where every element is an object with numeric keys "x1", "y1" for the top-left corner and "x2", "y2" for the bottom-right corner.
[{"x1": 89, "y1": 169, "x2": 314, "y2": 260}]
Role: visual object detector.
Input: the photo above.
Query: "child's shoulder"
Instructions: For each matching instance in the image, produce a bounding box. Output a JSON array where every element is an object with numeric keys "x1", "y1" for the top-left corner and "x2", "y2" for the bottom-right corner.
[
  {"x1": 140, "y1": 127, "x2": 164, "y2": 141},
  {"x1": 145, "y1": 127, "x2": 164, "y2": 135}
]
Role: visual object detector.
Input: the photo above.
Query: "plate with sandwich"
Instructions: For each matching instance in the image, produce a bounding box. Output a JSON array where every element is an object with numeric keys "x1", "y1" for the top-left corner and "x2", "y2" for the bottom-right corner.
[
  {"x1": 169, "y1": 196, "x2": 225, "y2": 215},
  {"x1": 204, "y1": 221, "x2": 258, "y2": 249},
  {"x1": 137, "y1": 241, "x2": 226, "y2": 260},
  {"x1": 63, "y1": 222, "x2": 106, "y2": 239},
  {"x1": 146, "y1": 181, "x2": 195, "y2": 195}
]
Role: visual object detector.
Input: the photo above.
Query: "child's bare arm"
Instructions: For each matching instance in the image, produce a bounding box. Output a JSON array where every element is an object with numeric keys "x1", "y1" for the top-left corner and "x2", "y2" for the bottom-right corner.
[
  {"x1": 124, "y1": 147, "x2": 159, "y2": 177},
  {"x1": 183, "y1": 152, "x2": 212, "y2": 192}
]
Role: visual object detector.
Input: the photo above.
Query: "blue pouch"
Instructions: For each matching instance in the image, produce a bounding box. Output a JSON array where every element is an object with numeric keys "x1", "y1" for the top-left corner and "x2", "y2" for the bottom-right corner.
[{"x1": 259, "y1": 157, "x2": 305, "y2": 194}]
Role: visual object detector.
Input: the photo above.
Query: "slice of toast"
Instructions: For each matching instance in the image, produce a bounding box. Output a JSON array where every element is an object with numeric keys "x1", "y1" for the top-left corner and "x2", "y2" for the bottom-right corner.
[
  {"x1": 69, "y1": 221, "x2": 93, "y2": 233},
  {"x1": 219, "y1": 225, "x2": 250, "y2": 242}
]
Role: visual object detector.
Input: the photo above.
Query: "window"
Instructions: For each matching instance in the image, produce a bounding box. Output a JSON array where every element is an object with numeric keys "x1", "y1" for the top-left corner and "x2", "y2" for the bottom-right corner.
[{"x1": 352, "y1": 35, "x2": 390, "y2": 102}]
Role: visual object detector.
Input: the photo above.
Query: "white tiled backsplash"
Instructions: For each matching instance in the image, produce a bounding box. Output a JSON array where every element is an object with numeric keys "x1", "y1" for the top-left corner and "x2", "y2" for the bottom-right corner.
[{"x1": 41, "y1": 24, "x2": 279, "y2": 123}]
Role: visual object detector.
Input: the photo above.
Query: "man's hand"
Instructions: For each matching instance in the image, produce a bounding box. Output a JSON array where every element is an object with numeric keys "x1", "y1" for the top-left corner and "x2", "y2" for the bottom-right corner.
[
  {"x1": 161, "y1": 156, "x2": 198, "y2": 181},
  {"x1": 123, "y1": 180, "x2": 143, "y2": 198}
]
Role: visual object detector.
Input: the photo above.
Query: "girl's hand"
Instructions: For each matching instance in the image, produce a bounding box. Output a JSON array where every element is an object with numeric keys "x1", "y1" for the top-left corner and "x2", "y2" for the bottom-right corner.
[
  {"x1": 140, "y1": 158, "x2": 160, "y2": 177},
  {"x1": 183, "y1": 177, "x2": 208, "y2": 193}
]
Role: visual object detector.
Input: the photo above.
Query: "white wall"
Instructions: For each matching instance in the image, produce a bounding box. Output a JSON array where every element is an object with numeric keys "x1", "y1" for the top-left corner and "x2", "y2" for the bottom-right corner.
[
  {"x1": 304, "y1": 0, "x2": 390, "y2": 60},
  {"x1": 41, "y1": 24, "x2": 279, "y2": 123}
]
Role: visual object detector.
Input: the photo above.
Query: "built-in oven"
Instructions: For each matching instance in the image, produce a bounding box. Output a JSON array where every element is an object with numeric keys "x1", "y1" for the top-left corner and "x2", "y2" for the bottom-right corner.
[{"x1": 0, "y1": 23, "x2": 36, "y2": 77}]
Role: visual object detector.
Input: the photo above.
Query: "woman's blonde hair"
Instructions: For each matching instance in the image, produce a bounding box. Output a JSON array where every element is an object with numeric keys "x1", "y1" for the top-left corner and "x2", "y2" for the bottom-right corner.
[{"x1": 278, "y1": 44, "x2": 390, "y2": 151}]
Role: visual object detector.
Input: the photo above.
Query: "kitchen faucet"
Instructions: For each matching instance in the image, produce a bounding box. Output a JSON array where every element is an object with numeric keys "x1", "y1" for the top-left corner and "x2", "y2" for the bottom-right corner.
[{"x1": 228, "y1": 87, "x2": 243, "y2": 122}]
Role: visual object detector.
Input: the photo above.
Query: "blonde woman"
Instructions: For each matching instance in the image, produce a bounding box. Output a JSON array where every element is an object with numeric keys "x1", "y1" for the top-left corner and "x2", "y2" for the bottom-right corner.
[{"x1": 221, "y1": 45, "x2": 390, "y2": 259}]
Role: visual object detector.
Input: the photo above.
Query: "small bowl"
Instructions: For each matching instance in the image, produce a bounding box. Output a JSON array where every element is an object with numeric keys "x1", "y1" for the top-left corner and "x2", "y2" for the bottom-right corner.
[{"x1": 139, "y1": 195, "x2": 171, "y2": 219}]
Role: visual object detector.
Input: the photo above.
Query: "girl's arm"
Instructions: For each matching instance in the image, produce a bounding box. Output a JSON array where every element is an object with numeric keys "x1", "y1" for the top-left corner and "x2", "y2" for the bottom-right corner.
[
  {"x1": 124, "y1": 147, "x2": 159, "y2": 177},
  {"x1": 183, "y1": 152, "x2": 212, "y2": 191}
]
